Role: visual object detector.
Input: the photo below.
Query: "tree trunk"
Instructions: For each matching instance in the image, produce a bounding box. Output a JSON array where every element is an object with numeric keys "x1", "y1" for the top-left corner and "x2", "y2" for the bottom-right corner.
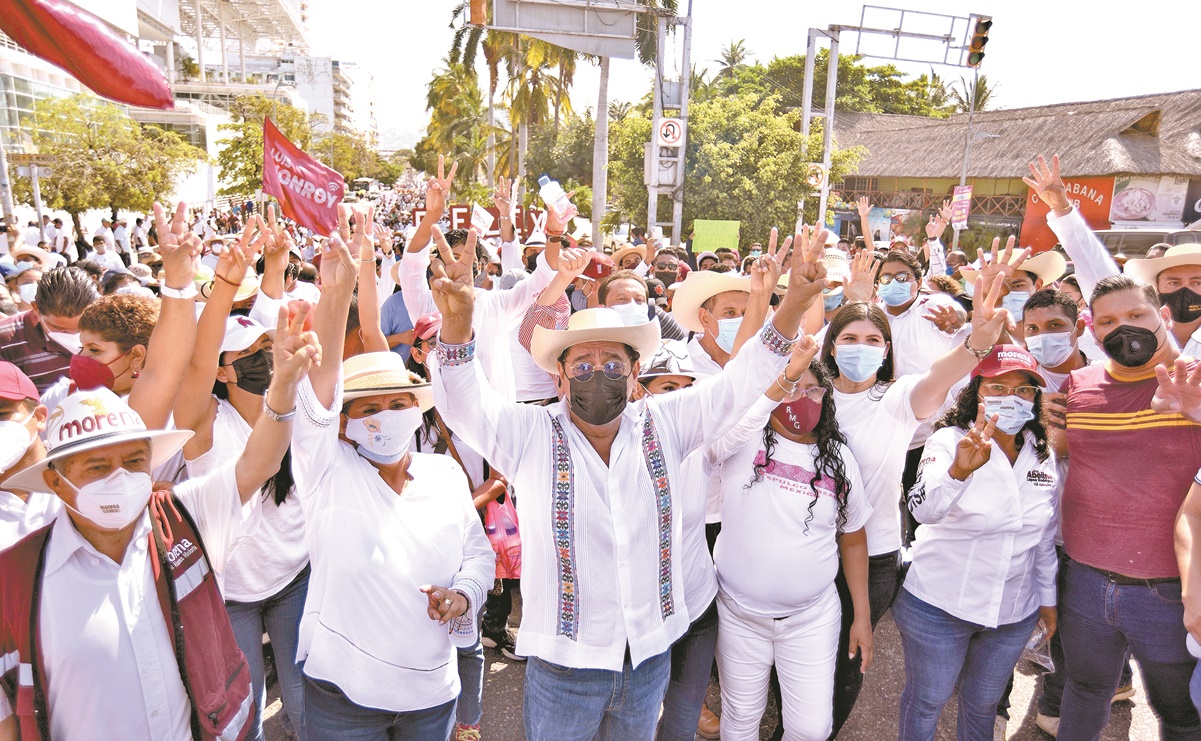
[
  {"x1": 486, "y1": 79, "x2": 496, "y2": 187},
  {"x1": 554, "y1": 66, "x2": 564, "y2": 133},
  {"x1": 591, "y1": 57, "x2": 610, "y2": 246},
  {"x1": 517, "y1": 120, "x2": 528, "y2": 198}
]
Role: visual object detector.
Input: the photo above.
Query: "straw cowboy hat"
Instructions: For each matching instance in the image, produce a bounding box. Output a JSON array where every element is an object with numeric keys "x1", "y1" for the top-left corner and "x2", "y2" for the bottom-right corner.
[
  {"x1": 198, "y1": 265, "x2": 261, "y2": 303},
  {"x1": 10, "y1": 245, "x2": 57, "y2": 271},
  {"x1": 1124, "y1": 244, "x2": 1201, "y2": 285},
  {"x1": 342, "y1": 351, "x2": 433, "y2": 411},
  {"x1": 959, "y1": 250, "x2": 1067, "y2": 288},
  {"x1": 611, "y1": 244, "x2": 647, "y2": 267},
  {"x1": 2, "y1": 388, "x2": 193, "y2": 491},
  {"x1": 530, "y1": 307, "x2": 663, "y2": 375},
  {"x1": 669, "y1": 270, "x2": 752, "y2": 333}
]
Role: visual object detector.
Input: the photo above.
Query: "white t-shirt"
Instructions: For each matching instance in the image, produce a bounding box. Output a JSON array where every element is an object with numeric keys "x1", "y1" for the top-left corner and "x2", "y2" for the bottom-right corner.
[
  {"x1": 91, "y1": 250, "x2": 124, "y2": 272},
  {"x1": 833, "y1": 375, "x2": 927, "y2": 556},
  {"x1": 0, "y1": 489, "x2": 62, "y2": 549},
  {"x1": 708, "y1": 397, "x2": 871, "y2": 617}
]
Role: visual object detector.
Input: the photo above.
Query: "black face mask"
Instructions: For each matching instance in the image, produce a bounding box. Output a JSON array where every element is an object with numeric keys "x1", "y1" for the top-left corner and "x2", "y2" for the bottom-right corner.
[
  {"x1": 525, "y1": 255, "x2": 539, "y2": 272},
  {"x1": 231, "y1": 349, "x2": 273, "y2": 395},
  {"x1": 1161, "y1": 287, "x2": 1201, "y2": 324},
  {"x1": 1101, "y1": 324, "x2": 1160, "y2": 368},
  {"x1": 567, "y1": 372, "x2": 629, "y2": 426},
  {"x1": 654, "y1": 270, "x2": 678, "y2": 287}
]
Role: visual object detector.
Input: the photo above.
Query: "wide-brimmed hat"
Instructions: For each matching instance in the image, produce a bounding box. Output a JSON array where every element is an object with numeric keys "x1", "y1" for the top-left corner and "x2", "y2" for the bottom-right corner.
[
  {"x1": 342, "y1": 351, "x2": 433, "y2": 410},
  {"x1": 198, "y1": 266, "x2": 260, "y2": 303},
  {"x1": 10, "y1": 246, "x2": 56, "y2": 271},
  {"x1": 669, "y1": 270, "x2": 752, "y2": 332},
  {"x1": 530, "y1": 307, "x2": 663, "y2": 375},
  {"x1": 1124, "y1": 244, "x2": 1201, "y2": 285},
  {"x1": 2, "y1": 388, "x2": 193, "y2": 491},
  {"x1": 970, "y1": 344, "x2": 1047, "y2": 387},
  {"x1": 220, "y1": 314, "x2": 275, "y2": 353},
  {"x1": 638, "y1": 340, "x2": 700, "y2": 382},
  {"x1": 611, "y1": 244, "x2": 646, "y2": 267},
  {"x1": 960, "y1": 250, "x2": 1066, "y2": 288}
]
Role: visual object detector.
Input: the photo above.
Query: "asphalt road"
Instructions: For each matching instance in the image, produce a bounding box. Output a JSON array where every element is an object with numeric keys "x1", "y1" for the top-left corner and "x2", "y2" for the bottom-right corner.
[{"x1": 264, "y1": 585, "x2": 1159, "y2": 740}]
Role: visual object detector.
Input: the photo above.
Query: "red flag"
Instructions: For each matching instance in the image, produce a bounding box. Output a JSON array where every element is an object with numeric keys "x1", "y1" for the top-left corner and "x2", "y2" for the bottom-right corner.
[
  {"x1": 0, "y1": 0, "x2": 173, "y2": 109},
  {"x1": 262, "y1": 118, "x2": 345, "y2": 236}
]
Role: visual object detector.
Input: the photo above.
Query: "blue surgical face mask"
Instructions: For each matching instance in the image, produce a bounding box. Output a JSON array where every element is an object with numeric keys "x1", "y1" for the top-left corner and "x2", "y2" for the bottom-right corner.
[
  {"x1": 834, "y1": 343, "x2": 887, "y2": 383},
  {"x1": 823, "y1": 292, "x2": 844, "y2": 312},
  {"x1": 707, "y1": 312, "x2": 743, "y2": 353},
  {"x1": 878, "y1": 279, "x2": 913, "y2": 307},
  {"x1": 983, "y1": 395, "x2": 1035, "y2": 435},
  {"x1": 1002, "y1": 291, "x2": 1030, "y2": 320}
]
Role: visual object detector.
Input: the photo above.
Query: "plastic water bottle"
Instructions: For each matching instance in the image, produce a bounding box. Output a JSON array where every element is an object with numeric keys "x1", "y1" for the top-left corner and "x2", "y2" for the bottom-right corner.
[{"x1": 538, "y1": 175, "x2": 571, "y2": 219}]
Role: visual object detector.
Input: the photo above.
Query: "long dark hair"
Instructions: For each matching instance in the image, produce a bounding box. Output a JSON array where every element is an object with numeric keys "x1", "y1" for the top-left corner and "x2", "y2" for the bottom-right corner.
[
  {"x1": 820, "y1": 301, "x2": 896, "y2": 385},
  {"x1": 936, "y1": 376, "x2": 1050, "y2": 462},
  {"x1": 747, "y1": 361, "x2": 853, "y2": 532}
]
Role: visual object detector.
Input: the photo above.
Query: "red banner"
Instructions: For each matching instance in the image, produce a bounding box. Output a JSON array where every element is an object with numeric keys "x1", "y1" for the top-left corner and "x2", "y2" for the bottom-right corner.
[
  {"x1": 1019, "y1": 177, "x2": 1115, "y2": 253},
  {"x1": 262, "y1": 118, "x2": 345, "y2": 236},
  {"x1": 0, "y1": 0, "x2": 173, "y2": 109}
]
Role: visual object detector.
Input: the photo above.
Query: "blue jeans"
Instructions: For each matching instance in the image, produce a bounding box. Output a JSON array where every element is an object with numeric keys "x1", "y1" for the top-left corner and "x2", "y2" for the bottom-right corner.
[
  {"x1": 1058, "y1": 558, "x2": 1200, "y2": 741},
  {"x1": 226, "y1": 564, "x2": 310, "y2": 741},
  {"x1": 658, "y1": 598, "x2": 719, "y2": 741},
  {"x1": 893, "y1": 588, "x2": 1038, "y2": 741},
  {"x1": 523, "y1": 649, "x2": 671, "y2": 741},
  {"x1": 301, "y1": 668, "x2": 456, "y2": 741},
  {"x1": 455, "y1": 608, "x2": 485, "y2": 726}
]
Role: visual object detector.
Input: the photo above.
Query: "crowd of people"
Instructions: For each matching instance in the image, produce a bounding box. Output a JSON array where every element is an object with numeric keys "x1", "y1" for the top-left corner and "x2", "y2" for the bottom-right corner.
[{"x1": 0, "y1": 151, "x2": 1198, "y2": 741}]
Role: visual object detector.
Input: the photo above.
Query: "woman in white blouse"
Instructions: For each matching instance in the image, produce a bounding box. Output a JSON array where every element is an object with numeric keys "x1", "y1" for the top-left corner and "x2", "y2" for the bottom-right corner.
[
  {"x1": 705, "y1": 337, "x2": 873, "y2": 741},
  {"x1": 896, "y1": 344, "x2": 1058, "y2": 741}
]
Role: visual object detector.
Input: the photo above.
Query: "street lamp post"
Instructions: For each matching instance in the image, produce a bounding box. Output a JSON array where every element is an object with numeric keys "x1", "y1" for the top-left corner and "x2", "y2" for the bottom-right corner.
[{"x1": 271, "y1": 79, "x2": 287, "y2": 121}]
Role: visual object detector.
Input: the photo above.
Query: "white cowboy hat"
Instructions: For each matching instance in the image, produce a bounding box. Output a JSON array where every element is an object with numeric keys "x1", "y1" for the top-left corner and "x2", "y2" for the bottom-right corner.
[
  {"x1": 342, "y1": 351, "x2": 433, "y2": 410},
  {"x1": 960, "y1": 250, "x2": 1066, "y2": 288},
  {"x1": 10, "y1": 246, "x2": 56, "y2": 271},
  {"x1": 638, "y1": 340, "x2": 700, "y2": 382},
  {"x1": 530, "y1": 308, "x2": 662, "y2": 375},
  {"x1": 1124, "y1": 244, "x2": 1201, "y2": 285},
  {"x1": 2, "y1": 388, "x2": 193, "y2": 491},
  {"x1": 611, "y1": 244, "x2": 646, "y2": 267},
  {"x1": 669, "y1": 270, "x2": 752, "y2": 333}
]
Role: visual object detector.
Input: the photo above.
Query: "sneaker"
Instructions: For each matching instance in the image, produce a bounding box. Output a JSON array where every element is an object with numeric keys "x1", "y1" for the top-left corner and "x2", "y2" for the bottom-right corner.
[
  {"x1": 453, "y1": 723, "x2": 481, "y2": 741},
  {"x1": 487, "y1": 627, "x2": 525, "y2": 661},
  {"x1": 1111, "y1": 684, "x2": 1136, "y2": 703},
  {"x1": 696, "y1": 705, "x2": 720, "y2": 740},
  {"x1": 994, "y1": 715, "x2": 1007, "y2": 741},
  {"x1": 1035, "y1": 713, "x2": 1059, "y2": 737},
  {"x1": 480, "y1": 633, "x2": 498, "y2": 649}
]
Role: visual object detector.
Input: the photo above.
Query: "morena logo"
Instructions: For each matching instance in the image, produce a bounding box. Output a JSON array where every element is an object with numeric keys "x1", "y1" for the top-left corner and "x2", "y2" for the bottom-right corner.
[{"x1": 166, "y1": 538, "x2": 197, "y2": 565}]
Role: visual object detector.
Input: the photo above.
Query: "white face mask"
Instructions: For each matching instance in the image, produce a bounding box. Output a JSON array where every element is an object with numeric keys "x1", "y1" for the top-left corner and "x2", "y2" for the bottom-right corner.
[
  {"x1": 611, "y1": 301, "x2": 649, "y2": 326},
  {"x1": 44, "y1": 329, "x2": 82, "y2": 354},
  {"x1": 1025, "y1": 331, "x2": 1075, "y2": 368},
  {"x1": 61, "y1": 467, "x2": 153, "y2": 530},
  {"x1": 345, "y1": 407, "x2": 423, "y2": 464},
  {"x1": 18, "y1": 283, "x2": 38, "y2": 304},
  {"x1": 983, "y1": 395, "x2": 1036, "y2": 435},
  {"x1": 0, "y1": 416, "x2": 33, "y2": 473}
]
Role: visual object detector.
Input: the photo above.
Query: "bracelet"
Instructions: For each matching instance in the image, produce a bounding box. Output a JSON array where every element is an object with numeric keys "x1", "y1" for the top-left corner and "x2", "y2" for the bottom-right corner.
[
  {"x1": 262, "y1": 398, "x2": 296, "y2": 422},
  {"x1": 158, "y1": 283, "x2": 199, "y2": 300},
  {"x1": 775, "y1": 375, "x2": 800, "y2": 395},
  {"x1": 963, "y1": 334, "x2": 993, "y2": 359},
  {"x1": 214, "y1": 273, "x2": 240, "y2": 288}
]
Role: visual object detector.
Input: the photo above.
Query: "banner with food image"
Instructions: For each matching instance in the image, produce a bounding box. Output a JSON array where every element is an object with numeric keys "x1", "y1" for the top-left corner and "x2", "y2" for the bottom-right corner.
[{"x1": 1110, "y1": 175, "x2": 1191, "y2": 224}]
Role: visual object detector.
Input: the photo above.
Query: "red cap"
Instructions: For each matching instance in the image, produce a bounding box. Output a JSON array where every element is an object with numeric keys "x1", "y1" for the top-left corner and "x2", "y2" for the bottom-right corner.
[
  {"x1": 413, "y1": 312, "x2": 443, "y2": 341},
  {"x1": 971, "y1": 344, "x2": 1046, "y2": 387},
  {"x1": 0, "y1": 361, "x2": 39, "y2": 403},
  {"x1": 583, "y1": 252, "x2": 616, "y2": 281}
]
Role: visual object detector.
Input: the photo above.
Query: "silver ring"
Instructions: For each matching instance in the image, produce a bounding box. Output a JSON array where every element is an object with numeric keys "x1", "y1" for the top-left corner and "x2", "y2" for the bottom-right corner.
[{"x1": 443, "y1": 598, "x2": 451, "y2": 606}]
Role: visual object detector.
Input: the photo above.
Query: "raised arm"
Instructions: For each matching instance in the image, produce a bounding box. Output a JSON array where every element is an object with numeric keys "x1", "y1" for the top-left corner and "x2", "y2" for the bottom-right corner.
[
  {"x1": 309, "y1": 234, "x2": 359, "y2": 409},
  {"x1": 348, "y1": 205, "x2": 390, "y2": 354},
  {"x1": 731, "y1": 227, "x2": 787, "y2": 356},
  {"x1": 408, "y1": 154, "x2": 457, "y2": 255},
  {"x1": 1024, "y1": 155, "x2": 1119, "y2": 299},
  {"x1": 517, "y1": 247, "x2": 589, "y2": 353},
  {"x1": 234, "y1": 304, "x2": 319, "y2": 500},
  {"x1": 856, "y1": 196, "x2": 877, "y2": 254},
  {"x1": 260, "y1": 206, "x2": 289, "y2": 300},
  {"x1": 924, "y1": 202, "x2": 950, "y2": 282},
  {"x1": 128, "y1": 202, "x2": 204, "y2": 429}
]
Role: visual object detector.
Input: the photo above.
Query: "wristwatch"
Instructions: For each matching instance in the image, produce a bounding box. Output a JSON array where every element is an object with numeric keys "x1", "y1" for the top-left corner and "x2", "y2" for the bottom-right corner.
[{"x1": 158, "y1": 283, "x2": 199, "y2": 300}]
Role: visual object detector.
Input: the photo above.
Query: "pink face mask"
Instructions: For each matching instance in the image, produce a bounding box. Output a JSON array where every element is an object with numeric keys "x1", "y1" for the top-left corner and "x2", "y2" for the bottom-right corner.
[{"x1": 770, "y1": 396, "x2": 822, "y2": 435}]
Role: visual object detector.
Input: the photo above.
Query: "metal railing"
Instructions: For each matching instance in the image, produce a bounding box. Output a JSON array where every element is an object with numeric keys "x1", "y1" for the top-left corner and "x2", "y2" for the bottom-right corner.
[{"x1": 835, "y1": 188, "x2": 1026, "y2": 217}]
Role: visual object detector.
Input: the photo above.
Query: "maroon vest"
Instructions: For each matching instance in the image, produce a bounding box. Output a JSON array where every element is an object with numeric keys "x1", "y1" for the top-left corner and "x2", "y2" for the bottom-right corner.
[{"x1": 0, "y1": 499, "x2": 253, "y2": 740}]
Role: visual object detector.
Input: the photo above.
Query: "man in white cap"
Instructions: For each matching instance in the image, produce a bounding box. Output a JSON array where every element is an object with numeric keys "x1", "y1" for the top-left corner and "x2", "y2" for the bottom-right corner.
[
  {"x1": 429, "y1": 225, "x2": 829, "y2": 740},
  {"x1": 0, "y1": 306, "x2": 317, "y2": 741}
]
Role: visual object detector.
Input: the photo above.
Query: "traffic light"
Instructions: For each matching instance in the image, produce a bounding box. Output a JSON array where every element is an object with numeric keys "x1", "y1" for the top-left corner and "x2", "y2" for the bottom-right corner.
[{"x1": 967, "y1": 15, "x2": 992, "y2": 67}]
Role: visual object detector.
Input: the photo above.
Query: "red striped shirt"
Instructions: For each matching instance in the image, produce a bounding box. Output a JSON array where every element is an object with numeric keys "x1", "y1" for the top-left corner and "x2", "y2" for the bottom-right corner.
[{"x1": 0, "y1": 310, "x2": 73, "y2": 393}]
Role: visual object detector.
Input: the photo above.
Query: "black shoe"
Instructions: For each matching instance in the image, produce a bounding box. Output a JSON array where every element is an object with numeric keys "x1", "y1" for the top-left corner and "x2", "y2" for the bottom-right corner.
[{"x1": 485, "y1": 627, "x2": 525, "y2": 661}]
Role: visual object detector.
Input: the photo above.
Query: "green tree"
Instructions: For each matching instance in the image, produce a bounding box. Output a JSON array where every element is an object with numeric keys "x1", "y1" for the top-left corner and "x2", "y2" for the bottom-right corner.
[
  {"x1": 716, "y1": 39, "x2": 752, "y2": 79},
  {"x1": 949, "y1": 73, "x2": 997, "y2": 113},
  {"x1": 607, "y1": 94, "x2": 863, "y2": 246},
  {"x1": 524, "y1": 110, "x2": 595, "y2": 212},
  {"x1": 216, "y1": 95, "x2": 320, "y2": 196},
  {"x1": 11, "y1": 94, "x2": 205, "y2": 233}
]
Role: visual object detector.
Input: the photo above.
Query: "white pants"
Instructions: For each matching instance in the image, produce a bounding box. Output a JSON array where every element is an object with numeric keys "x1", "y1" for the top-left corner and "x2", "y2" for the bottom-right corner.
[{"x1": 715, "y1": 585, "x2": 841, "y2": 741}]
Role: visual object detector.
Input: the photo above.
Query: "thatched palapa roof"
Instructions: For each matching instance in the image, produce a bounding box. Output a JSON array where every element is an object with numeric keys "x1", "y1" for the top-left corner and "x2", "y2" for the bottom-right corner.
[{"x1": 834, "y1": 89, "x2": 1201, "y2": 180}]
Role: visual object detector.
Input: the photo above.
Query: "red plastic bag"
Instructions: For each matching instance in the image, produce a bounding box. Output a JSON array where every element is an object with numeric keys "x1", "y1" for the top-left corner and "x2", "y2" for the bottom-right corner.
[{"x1": 484, "y1": 496, "x2": 521, "y2": 579}]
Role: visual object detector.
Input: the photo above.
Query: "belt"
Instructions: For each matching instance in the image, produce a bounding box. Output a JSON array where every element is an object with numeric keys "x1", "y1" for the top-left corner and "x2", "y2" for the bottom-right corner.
[{"x1": 1083, "y1": 562, "x2": 1180, "y2": 587}]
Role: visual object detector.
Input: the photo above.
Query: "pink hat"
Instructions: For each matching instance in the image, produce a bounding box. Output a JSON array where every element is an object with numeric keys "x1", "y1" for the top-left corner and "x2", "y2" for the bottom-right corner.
[
  {"x1": 971, "y1": 344, "x2": 1047, "y2": 387},
  {"x1": 0, "y1": 361, "x2": 38, "y2": 403}
]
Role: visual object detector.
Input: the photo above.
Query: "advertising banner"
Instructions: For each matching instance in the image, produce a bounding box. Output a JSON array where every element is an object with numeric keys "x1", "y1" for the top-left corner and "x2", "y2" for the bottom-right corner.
[
  {"x1": 1020, "y1": 177, "x2": 1115, "y2": 253},
  {"x1": 262, "y1": 118, "x2": 345, "y2": 236}
]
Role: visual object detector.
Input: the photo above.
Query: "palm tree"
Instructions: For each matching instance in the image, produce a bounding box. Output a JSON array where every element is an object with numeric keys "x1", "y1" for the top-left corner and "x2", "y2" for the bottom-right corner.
[
  {"x1": 715, "y1": 39, "x2": 751, "y2": 79},
  {"x1": 449, "y1": 3, "x2": 517, "y2": 186},
  {"x1": 950, "y1": 73, "x2": 997, "y2": 113},
  {"x1": 608, "y1": 100, "x2": 633, "y2": 122},
  {"x1": 548, "y1": 45, "x2": 582, "y2": 131},
  {"x1": 505, "y1": 39, "x2": 571, "y2": 189}
]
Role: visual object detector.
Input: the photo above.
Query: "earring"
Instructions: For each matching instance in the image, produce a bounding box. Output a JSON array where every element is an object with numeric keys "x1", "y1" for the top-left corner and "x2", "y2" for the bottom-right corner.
[{"x1": 132, "y1": 370, "x2": 140, "y2": 379}]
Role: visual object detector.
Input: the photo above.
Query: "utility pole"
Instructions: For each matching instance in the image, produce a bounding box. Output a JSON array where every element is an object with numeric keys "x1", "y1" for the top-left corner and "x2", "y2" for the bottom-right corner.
[
  {"x1": 670, "y1": 1, "x2": 693, "y2": 244},
  {"x1": 816, "y1": 28, "x2": 839, "y2": 228},
  {"x1": 0, "y1": 134, "x2": 14, "y2": 228},
  {"x1": 953, "y1": 66, "x2": 979, "y2": 249},
  {"x1": 645, "y1": 2, "x2": 692, "y2": 244}
]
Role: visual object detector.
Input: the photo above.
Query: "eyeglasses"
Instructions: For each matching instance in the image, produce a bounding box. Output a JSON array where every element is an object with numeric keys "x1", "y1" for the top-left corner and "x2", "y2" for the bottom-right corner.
[
  {"x1": 878, "y1": 273, "x2": 915, "y2": 285},
  {"x1": 653, "y1": 262, "x2": 677, "y2": 271},
  {"x1": 980, "y1": 383, "x2": 1039, "y2": 401},
  {"x1": 791, "y1": 386, "x2": 828, "y2": 403},
  {"x1": 414, "y1": 337, "x2": 438, "y2": 350},
  {"x1": 567, "y1": 359, "x2": 630, "y2": 382}
]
